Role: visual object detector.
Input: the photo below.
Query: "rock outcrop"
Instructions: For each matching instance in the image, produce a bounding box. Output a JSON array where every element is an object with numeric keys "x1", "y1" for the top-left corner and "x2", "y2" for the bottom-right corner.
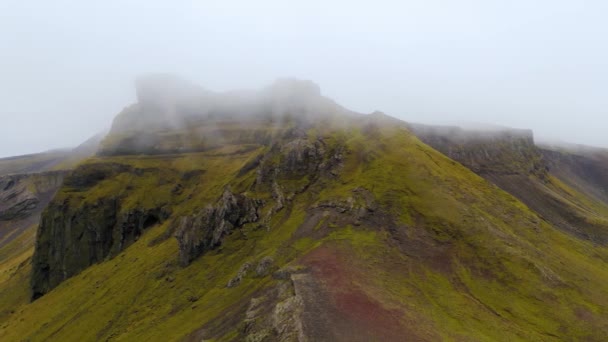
[
  {"x1": 0, "y1": 172, "x2": 66, "y2": 221},
  {"x1": 410, "y1": 124, "x2": 546, "y2": 177},
  {"x1": 175, "y1": 189, "x2": 263, "y2": 266},
  {"x1": 30, "y1": 165, "x2": 170, "y2": 300},
  {"x1": 174, "y1": 132, "x2": 346, "y2": 267},
  {"x1": 541, "y1": 146, "x2": 608, "y2": 205},
  {"x1": 0, "y1": 171, "x2": 67, "y2": 248},
  {"x1": 31, "y1": 197, "x2": 169, "y2": 299}
]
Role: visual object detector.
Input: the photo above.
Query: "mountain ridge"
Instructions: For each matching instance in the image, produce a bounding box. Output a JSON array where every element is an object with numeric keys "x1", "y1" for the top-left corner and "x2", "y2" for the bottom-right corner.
[{"x1": 1, "y1": 77, "x2": 608, "y2": 341}]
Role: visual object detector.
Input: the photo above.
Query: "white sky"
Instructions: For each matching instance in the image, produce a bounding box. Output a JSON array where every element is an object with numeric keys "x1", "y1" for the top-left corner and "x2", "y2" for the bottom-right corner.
[{"x1": 1, "y1": 0, "x2": 607, "y2": 157}]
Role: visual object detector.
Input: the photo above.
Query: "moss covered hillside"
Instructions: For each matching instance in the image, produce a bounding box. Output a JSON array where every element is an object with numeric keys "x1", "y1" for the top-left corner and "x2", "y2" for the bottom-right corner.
[{"x1": 1, "y1": 78, "x2": 608, "y2": 341}]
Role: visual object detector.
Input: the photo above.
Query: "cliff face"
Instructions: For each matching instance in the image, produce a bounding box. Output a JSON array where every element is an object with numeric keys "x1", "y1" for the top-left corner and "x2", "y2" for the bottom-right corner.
[
  {"x1": 410, "y1": 124, "x2": 546, "y2": 177},
  {"x1": 0, "y1": 171, "x2": 67, "y2": 248},
  {"x1": 30, "y1": 163, "x2": 172, "y2": 299},
  {"x1": 541, "y1": 145, "x2": 608, "y2": 205}
]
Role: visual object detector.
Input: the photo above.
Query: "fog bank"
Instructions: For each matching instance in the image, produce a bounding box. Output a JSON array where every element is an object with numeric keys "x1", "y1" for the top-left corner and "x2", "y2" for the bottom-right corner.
[{"x1": 1, "y1": 0, "x2": 607, "y2": 157}]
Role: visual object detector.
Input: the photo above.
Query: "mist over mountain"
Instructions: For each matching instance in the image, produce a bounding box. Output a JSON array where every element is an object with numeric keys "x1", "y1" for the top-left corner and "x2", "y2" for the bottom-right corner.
[
  {"x1": 2, "y1": 1, "x2": 608, "y2": 340},
  {"x1": 0, "y1": 76, "x2": 607, "y2": 340},
  {"x1": 2, "y1": 1, "x2": 608, "y2": 158}
]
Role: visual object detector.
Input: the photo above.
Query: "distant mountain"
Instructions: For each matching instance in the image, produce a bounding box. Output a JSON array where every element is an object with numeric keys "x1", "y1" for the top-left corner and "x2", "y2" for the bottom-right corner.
[{"x1": 0, "y1": 132, "x2": 104, "y2": 176}]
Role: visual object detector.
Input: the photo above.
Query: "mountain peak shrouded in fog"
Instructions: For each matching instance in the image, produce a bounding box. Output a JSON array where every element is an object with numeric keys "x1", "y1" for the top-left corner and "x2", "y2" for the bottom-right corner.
[
  {"x1": 2, "y1": 1, "x2": 608, "y2": 158},
  {"x1": 135, "y1": 74, "x2": 209, "y2": 114},
  {"x1": 108, "y1": 76, "x2": 353, "y2": 135},
  {"x1": 11, "y1": 70, "x2": 608, "y2": 339},
  {"x1": 263, "y1": 78, "x2": 321, "y2": 100},
  {"x1": 3, "y1": 1, "x2": 608, "y2": 340}
]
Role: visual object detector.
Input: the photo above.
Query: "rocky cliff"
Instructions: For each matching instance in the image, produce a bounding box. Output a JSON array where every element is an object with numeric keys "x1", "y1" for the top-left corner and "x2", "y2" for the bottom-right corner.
[
  {"x1": 540, "y1": 144, "x2": 608, "y2": 205},
  {"x1": 30, "y1": 163, "x2": 172, "y2": 299},
  {"x1": 410, "y1": 124, "x2": 546, "y2": 177},
  {"x1": 0, "y1": 171, "x2": 67, "y2": 248}
]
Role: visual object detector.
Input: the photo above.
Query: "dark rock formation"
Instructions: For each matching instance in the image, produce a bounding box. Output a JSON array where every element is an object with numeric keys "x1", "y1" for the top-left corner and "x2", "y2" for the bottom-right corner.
[
  {"x1": 0, "y1": 194, "x2": 38, "y2": 221},
  {"x1": 30, "y1": 165, "x2": 171, "y2": 300},
  {"x1": 226, "y1": 262, "x2": 252, "y2": 288},
  {"x1": 31, "y1": 197, "x2": 169, "y2": 300},
  {"x1": 63, "y1": 163, "x2": 132, "y2": 188},
  {"x1": 0, "y1": 171, "x2": 67, "y2": 249},
  {"x1": 0, "y1": 172, "x2": 65, "y2": 221},
  {"x1": 280, "y1": 138, "x2": 326, "y2": 176},
  {"x1": 112, "y1": 207, "x2": 170, "y2": 253},
  {"x1": 31, "y1": 198, "x2": 118, "y2": 300},
  {"x1": 541, "y1": 147, "x2": 608, "y2": 205},
  {"x1": 255, "y1": 256, "x2": 274, "y2": 277},
  {"x1": 175, "y1": 189, "x2": 264, "y2": 266},
  {"x1": 255, "y1": 136, "x2": 344, "y2": 191},
  {"x1": 410, "y1": 124, "x2": 546, "y2": 177},
  {"x1": 173, "y1": 134, "x2": 347, "y2": 268}
]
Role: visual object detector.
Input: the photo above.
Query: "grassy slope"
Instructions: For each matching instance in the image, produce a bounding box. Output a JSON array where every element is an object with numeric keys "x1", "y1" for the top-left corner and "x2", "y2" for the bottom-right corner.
[
  {"x1": 0, "y1": 172, "x2": 68, "y2": 323},
  {"x1": 0, "y1": 224, "x2": 35, "y2": 324},
  {"x1": 1, "y1": 122, "x2": 608, "y2": 341},
  {"x1": 0, "y1": 135, "x2": 98, "y2": 335}
]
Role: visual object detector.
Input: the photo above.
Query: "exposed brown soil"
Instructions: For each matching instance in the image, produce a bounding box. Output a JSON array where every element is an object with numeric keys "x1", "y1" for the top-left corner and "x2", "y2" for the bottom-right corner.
[{"x1": 299, "y1": 244, "x2": 425, "y2": 341}]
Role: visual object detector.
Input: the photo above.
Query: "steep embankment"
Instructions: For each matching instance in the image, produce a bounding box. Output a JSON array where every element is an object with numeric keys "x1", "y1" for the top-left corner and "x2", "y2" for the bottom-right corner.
[
  {"x1": 0, "y1": 78, "x2": 606, "y2": 341},
  {"x1": 411, "y1": 124, "x2": 608, "y2": 244}
]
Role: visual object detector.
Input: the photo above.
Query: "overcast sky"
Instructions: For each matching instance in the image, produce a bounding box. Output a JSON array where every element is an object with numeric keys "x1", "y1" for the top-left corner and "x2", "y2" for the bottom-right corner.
[{"x1": 1, "y1": 0, "x2": 607, "y2": 157}]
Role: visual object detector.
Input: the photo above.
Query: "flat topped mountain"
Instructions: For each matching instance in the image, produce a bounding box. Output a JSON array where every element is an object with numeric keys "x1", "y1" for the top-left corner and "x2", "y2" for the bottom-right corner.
[
  {"x1": 409, "y1": 123, "x2": 543, "y2": 176},
  {"x1": 102, "y1": 76, "x2": 356, "y2": 156},
  {"x1": 2, "y1": 78, "x2": 608, "y2": 341}
]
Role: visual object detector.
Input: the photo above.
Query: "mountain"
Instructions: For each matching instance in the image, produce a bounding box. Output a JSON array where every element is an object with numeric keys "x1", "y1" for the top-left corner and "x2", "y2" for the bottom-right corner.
[{"x1": 1, "y1": 77, "x2": 608, "y2": 341}]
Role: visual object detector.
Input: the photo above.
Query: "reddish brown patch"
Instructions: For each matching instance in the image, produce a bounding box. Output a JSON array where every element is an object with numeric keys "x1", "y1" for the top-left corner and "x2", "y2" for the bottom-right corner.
[
  {"x1": 300, "y1": 244, "x2": 423, "y2": 341},
  {"x1": 574, "y1": 306, "x2": 595, "y2": 323}
]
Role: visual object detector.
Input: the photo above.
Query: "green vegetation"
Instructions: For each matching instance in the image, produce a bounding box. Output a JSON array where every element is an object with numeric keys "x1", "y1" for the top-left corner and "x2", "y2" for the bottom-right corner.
[
  {"x1": 0, "y1": 224, "x2": 35, "y2": 323},
  {"x1": 1, "y1": 117, "x2": 608, "y2": 341}
]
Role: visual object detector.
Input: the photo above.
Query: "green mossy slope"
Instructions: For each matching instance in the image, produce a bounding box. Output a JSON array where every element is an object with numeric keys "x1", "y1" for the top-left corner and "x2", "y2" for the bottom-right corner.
[{"x1": 2, "y1": 119, "x2": 608, "y2": 341}]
